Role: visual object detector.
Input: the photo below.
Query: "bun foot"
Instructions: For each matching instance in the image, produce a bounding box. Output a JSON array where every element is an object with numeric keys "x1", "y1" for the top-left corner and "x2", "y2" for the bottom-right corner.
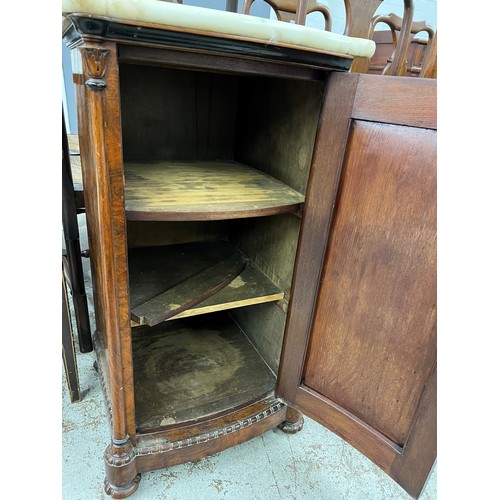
[
  {"x1": 104, "y1": 474, "x2": 141, "y2": 499},
  {"x1": 278, "y1": 407, "x2": 304, "y2": 434}
]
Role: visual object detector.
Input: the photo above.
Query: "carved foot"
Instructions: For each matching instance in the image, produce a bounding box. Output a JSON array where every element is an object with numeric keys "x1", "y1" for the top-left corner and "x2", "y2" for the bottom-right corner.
[
  {"x1": 278, "y1": 407, "x2": 304, "y2": 434},
  {"x1": 104, "y1": 474, "x2": 141, "y2": 499},
  {"x1": 104, "y1": 437, "x2": 139, "y2": 498}
]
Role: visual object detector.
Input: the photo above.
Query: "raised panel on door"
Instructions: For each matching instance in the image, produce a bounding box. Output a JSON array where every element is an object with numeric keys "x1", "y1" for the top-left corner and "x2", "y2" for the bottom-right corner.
[{"x1": 278, "y1": 74, "x2": 436, "y2": 499}]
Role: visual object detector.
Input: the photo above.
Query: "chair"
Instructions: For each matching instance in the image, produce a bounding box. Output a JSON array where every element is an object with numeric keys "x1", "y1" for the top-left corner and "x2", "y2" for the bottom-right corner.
[
  {"x1": 62, "y1": 111, "x2": 92, "y2": 354},
  {"x1": 419, "y1": 30, "x2": 437, "y2": 78},
  {"x1": 62, "y1": 267, "x2": 81, "y2": 402},
  {"x1": 343, "y1": 0, "x2": 414, "y2": 75},
  {"x1": 369, "y1": 12, "x2": 436, "y2": 77},
  {"x1": 242, "y1": 0, "x2": 332, "y2": 31}
]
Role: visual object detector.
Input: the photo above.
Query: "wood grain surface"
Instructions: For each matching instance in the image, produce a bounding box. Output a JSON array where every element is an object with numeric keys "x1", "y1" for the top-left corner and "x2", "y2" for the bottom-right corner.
[
  {"x1": 128, "y1": 241, "x2": 284, "y2": 322},
  {"x1": 118, "y1": 45, "x2": 325, "y2": 82},
  {"x1": 131, "y1": 313, "x2": 276, "y2": 432},
  {"x1": 352, "y1": 74, "x2": 437, "y2": 129},
  {"x1": 119, "y1": 64, "x2": 238, "y2": 163},
  {"x1": 276, "y1": 74, "x2": 437, "y2": 499},
  {"x1": 75, "y1": 42, "x2": 138, "y2": 442},
  {"x1": 303, "y1": 120, "x2": 436, "y2": 446},
  {"x1": 130, "y1": 252, "x2": 247, "y2": 326},
  {"x1": 276, "y1": 72, "x2": 360, "y2": 401},
  {"x1": 124, "y1": 161, "x2": 304, "y2": 220}
]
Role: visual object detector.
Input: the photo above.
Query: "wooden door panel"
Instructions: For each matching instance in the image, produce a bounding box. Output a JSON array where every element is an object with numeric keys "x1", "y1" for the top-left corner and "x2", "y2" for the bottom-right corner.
[
  {"x1": 278, "y1": 73, "x2": 436, "y2": 499},
  {"x1": 303, "y1": 120, "x2": 436, "y2": 446}
]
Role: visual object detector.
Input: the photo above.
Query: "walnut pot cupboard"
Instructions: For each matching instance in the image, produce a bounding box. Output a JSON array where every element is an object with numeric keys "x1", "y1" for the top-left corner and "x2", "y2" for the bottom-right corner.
[{"x1": 63, "y1": 15, "x2": 436, "y2": 500}]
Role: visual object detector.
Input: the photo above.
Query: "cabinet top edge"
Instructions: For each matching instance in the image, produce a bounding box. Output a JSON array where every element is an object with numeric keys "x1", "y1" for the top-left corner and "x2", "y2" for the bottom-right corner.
[{"x1": 62, "y1": 13, "x2": 354, "y2": 72}]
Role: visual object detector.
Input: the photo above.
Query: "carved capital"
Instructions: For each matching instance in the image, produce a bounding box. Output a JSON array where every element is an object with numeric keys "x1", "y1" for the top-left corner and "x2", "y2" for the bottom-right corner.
[{"x1": 81, "y1": 47, "x2": 110, "y2": 90}]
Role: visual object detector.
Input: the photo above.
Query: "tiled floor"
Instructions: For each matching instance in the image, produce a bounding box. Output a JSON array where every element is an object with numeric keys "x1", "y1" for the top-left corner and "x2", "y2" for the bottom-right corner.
[{"x1": 62, "y1": 215, "x2": 437, "y2": 499}]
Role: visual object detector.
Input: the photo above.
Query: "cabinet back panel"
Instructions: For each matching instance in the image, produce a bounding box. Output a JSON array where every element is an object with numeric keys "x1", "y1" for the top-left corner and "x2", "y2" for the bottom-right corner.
[
  {"x1": 303, "y1": 120, "x2": 436, "y2": 446},
  {"x1": 229, "y1": 213, "x2": 301, "y2": 373},
  {"x1": 229, "y1": 214, "x2": 301, "y2": 297},
  {"x1": 235, "y1": 77, "x2": 323, "y2": 195},
  {"x1": 231, "y1": 302, "x2": 286, "y2": 374},
  {"x1": 119, "y1": 64, "x2": 238, "y2": 161},
  {"x1": 126, "y1": 220, "x2": 229, "y2": 248}
]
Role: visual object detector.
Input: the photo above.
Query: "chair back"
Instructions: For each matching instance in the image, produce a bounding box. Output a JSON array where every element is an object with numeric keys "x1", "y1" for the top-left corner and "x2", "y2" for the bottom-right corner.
[
  {"x1": 369, "y1": 12, "x2": 436, "y2": 77},
  {"x1": 344, "y1": 0, "x2": 414, "y2": 75},
  {"x1": 242, "y1": 0, "x2": 332, "y2": 31}
]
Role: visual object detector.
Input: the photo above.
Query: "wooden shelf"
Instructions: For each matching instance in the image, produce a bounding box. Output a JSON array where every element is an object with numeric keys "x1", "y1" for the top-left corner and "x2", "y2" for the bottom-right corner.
[
  {"x1": 132, "y1": 313, "x2": 276, "y2": 432},
  {"x1": 128, "y1": 241, "x2": 284, "y2": 325},
  {"x1": 124, "y1": 161, "x2": 304, "y2": 221}
]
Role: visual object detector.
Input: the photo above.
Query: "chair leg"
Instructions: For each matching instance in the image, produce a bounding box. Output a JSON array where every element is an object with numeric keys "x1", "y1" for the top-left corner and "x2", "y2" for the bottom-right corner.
[
  {"x1": 63, "y1": 111, "x2": 93, "y2": 353},
  {"x1": 62, "y1": 272, "x2": 81, "y2": 403},
  {"x1": 64, "y1": 238, "x2": 93, "y2": 353}
]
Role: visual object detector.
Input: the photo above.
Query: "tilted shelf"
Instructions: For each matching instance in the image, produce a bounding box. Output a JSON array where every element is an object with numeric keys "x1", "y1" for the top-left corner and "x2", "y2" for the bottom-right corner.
[{"x1": 128, "y1": 241, "x2": 284, "y2": 326}]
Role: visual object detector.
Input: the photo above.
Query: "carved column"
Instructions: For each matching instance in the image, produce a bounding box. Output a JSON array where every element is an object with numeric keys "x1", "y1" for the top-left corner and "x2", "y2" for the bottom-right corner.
[{"x1": 79, "y1": 41, "x2": 139, "y2": 497}]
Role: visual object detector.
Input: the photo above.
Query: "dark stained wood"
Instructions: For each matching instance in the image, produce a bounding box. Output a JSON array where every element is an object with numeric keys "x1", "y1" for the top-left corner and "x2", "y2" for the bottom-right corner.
[
  {"x1": 278, "y1": 73, "x2": 437, "y2": 499},
  {"x1": 119, "y1": 64, "x2": 238, "y2": 162},
  {"x1": 66, "y1": 14, "x2": 436, "y2": 497},
  {"x1": 75, "y1": 42, "x2": 137, "y2": 447},
  {"x1": 62, "y1": 113, "x2": 92, "y2": 353},
  {"x1": 295, "y1": 386, "x2": 399, "y2": 470},
  {"x1": 134, "y1": 396, "x2": 288, "y2": 472},
  {"x1": 390, "y1": 364, "x2": 437, "y2": 498},
  {"x1": 130, "y1": 252, "x2": 247, "y2": 326},
  {"x1": 124, "y1": 161, "x2": 305, "y2": 221},
  {"x1": 131, "y1": 313, "x2": 277, "y2": 432},
  {"x1": 69, "y1": 154, "x2": 85, "y2": 211},
  {"x1": 352, "y1": 74, "x2": 437, "y2": 129},
  {"x1": 69, "y1": 27, "x2": 317, "y2": 498},
  {"x1": 277, "y1": 72, "x2": 360, "y2": 401},
  {"x1": 118, "y1": 44, "x2": 326, "y2": 82},
  {"x1": 303, "y1": 121, "x2": 436, "y2": 445},
  {"x1": 278, "y1": 406, "x2": 304, "y2": 434},
  {"x1": 62, "y1": 271, "x2": 81, "y2": 403}
]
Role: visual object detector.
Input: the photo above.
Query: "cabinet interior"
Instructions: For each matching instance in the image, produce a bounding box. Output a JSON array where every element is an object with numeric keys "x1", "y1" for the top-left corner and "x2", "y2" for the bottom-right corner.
[{"x1": 118, "y1": 62, "x2": 324, "y2": 432}]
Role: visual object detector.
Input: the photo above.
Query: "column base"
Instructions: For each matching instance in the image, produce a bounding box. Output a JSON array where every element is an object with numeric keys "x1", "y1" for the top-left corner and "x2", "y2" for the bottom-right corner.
[{"x1": 104, "y1": 474, "x2": 141, "y2": 499}]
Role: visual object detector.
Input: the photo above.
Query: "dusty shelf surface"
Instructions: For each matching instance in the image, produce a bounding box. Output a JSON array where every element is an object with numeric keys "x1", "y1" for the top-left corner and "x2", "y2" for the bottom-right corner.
[
  {"x1": 128, "y1": 241, "x2": 284, "y2": 324},
  {"x1": 124, "y1": 160, "x2": 304, "y2": 220},
  {"x1": 132, "y1": 312, "x2": 276, "y2": 432}
]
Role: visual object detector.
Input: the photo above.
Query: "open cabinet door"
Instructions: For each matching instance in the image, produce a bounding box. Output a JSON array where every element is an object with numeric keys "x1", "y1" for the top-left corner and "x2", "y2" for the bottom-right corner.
[{"x1": 277, "y1": 73, "x2": 436, "y2": 499}]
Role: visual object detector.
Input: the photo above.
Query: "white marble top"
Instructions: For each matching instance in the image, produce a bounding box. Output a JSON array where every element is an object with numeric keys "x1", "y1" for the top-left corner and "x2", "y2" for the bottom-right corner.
[{"x1": 62, "y1": 0, "x2": 375, "y2": 58}]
